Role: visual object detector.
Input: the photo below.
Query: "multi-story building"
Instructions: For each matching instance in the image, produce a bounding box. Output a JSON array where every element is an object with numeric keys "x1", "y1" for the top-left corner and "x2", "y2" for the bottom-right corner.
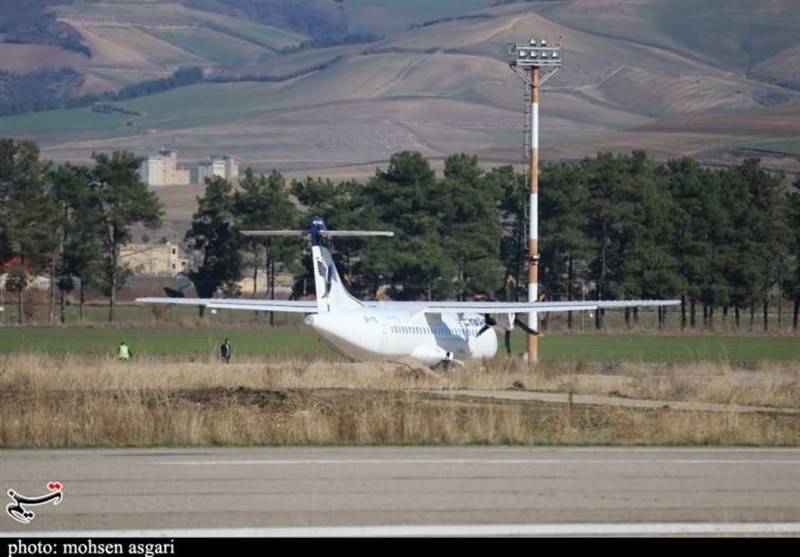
[
  {"x1": 198, "y1": 154, "x2": 239, "y2": 184},
  {"x1": 120, "y1": 242, "x2": 189, "y2": 276},
  {"x1": 140, "y1": 149, "x2": 191, "y2": 186}
]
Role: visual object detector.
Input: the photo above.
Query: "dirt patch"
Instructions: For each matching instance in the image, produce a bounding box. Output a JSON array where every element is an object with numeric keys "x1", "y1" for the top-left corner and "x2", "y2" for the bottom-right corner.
[{"x1": 174, "y1": 386, "x2": 299, "y2": 408}]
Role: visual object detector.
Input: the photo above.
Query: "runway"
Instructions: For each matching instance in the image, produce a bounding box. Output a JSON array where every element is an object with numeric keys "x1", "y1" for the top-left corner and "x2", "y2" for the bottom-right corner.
[{"x1": 1, "y1": 447, "x2": 798, "y2": 537}]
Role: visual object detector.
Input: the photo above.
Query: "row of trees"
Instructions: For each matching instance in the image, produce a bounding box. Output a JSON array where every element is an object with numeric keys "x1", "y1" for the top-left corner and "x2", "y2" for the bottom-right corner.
[
  {"x1": 186, "y1": 150, "x2": 799, "y2": 330},
  {"x1": 0, "y1": 67, "x2": 205, "y2": 117},
  {"x1": 0, "y1": 139, "x2": 163, "y2": 322},
  {"x1": 536, "y1": 153, "x2": 799, "y2": 329},
  {"x1": 2, "y1": 139, "x2": 798, "y2": 329}
]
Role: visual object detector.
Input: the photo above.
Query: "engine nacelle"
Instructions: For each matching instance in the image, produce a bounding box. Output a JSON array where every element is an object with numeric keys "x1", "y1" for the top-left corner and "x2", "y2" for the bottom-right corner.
[
  {"x1": 495, "y1": 312, "x2": 516, "y2": 331},
  {"x1": 410, "y1": 344, "x2": 453, "y2": 367}
]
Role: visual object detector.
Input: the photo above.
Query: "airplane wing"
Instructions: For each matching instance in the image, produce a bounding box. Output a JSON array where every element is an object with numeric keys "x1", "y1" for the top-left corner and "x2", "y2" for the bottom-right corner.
[
  {"x1": 135, "y1": 297, "x2": 317, "y2": 313},
  {"x1": 137, "y1": 296, "x2": 679, "y2": 315},
  {"x1": 362, "y1": 299, "x2": 681, "y2": 314}
]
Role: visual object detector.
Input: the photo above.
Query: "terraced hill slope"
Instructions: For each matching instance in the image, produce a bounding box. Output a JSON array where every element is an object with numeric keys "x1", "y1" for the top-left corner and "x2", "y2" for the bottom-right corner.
[{"x1": 1, "y1": 0, "x2": 797, "y2": 180}]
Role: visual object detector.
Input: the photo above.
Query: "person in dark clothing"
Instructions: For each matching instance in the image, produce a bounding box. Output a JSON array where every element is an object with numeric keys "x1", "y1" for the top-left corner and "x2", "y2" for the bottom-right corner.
[{"x1": 220, "y1": 338, "x2": 231, "y2": 363}]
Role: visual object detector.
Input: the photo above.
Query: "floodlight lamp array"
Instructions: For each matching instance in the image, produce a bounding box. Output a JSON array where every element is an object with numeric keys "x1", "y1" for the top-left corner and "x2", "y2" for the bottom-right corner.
[{"x1": 508, "y1": 38, "x2": 562, "y2": 68}]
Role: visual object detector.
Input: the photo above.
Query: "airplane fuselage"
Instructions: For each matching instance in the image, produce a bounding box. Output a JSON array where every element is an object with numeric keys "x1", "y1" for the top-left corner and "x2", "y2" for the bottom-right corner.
[{"x1": 305, "y1": 309, "x2": 497, "y2": 366}]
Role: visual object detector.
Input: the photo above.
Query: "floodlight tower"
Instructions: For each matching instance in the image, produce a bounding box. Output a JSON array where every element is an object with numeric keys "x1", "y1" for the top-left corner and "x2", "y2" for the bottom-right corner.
[{"x1": 508, "y1": 37, "x2": 562, "y2": 363}]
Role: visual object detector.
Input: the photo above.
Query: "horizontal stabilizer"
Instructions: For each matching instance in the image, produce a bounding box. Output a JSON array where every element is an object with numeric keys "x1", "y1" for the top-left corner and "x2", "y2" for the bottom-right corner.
[
  {"x1": 242, "y1": 217, "x2": 393, "y2": 248},
  {"x1": 321, "y1": 230, "x2": 394, "y2": 237},
  {"x1": 241, "y1": 230, "x2": 306, "y2": 237},
  {"x1": 242, "y1": 230, "x2": 393, "y2": 237}
]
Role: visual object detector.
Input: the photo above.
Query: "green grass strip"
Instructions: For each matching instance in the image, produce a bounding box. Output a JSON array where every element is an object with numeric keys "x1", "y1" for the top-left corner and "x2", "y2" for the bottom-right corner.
[{"x1": 0, "y1": 327, "x2": 796, "y2": 363}]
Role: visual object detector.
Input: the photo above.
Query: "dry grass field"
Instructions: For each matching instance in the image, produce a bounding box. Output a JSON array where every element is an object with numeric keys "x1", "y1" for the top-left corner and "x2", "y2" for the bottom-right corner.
[{"x1": 1, "y1": 353, "x2": 797, "y2": 448}]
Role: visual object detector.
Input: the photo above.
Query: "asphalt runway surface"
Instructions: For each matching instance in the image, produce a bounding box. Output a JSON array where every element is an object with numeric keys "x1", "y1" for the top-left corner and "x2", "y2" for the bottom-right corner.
[{"x1": 1, "y1": 447, "x2": 798, "y2": 537}]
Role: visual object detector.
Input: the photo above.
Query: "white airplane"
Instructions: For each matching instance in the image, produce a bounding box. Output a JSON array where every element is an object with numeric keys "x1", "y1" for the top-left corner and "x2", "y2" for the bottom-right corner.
[{"x1": 137, "y1": 216, "x2": 680, "y2": 367}]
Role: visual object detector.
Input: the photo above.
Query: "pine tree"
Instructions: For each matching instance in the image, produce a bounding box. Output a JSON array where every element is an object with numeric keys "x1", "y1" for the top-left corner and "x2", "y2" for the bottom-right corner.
[
  {"x1": 787, "y1": 177, "x2": 800, "y2": 329},
  {"x1": 665, "y1": 157, "x2": 715, "y2": 328},
  {"x1": 616, "y1": 153, "x2": 680, "y2": 327},
  {"x1": 0, "y1": 138, "x2": 58, "y2": 323},
  {"x1": 50, "y1": 163, "x2": 104, "y2": 323},
  {"x1": 734, "y1": 159, "x2": 791, "y2": 330},
  {"x1": 363, "y1": 151, "x2": 457, "y2": 300},
  {"x1": 441, "y1": 153, "x2": 504, "y2": 299},
  {"x1": 233, "y1": 168, "x2": 300, "y2": 322},
  {"x1": 186, "y1": 175, "x2": 242, "y2": 316},
  {"x1": 90, "y1": 151, "x2": 163, "y2": 322},
  {"x1": 540, "y1": 161, "x2": 592, "y2": 327}
]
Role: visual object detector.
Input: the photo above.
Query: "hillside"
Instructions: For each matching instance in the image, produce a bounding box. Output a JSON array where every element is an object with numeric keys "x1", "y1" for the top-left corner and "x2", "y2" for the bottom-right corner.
[
  {"x1": 1, "y1": 0, "x2": 798, "y2": 180},
  {"x1": 53, "y1": 2, "x2": 307, "y2": 92}
]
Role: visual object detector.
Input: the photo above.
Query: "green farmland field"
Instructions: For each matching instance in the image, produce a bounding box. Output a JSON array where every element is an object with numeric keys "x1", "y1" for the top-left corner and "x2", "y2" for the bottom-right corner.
[
  {"x1": 0, "y1": 326, "x2": 796, "y2": 363},
  {"x1": 0, "y1": 327, "x2": 323, "y2": 359}
]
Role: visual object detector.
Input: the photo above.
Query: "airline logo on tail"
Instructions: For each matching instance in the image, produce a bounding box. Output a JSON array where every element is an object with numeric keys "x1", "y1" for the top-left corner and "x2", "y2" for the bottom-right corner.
[{"x1": 316, "y1": 259, "x2": 332, "y2": 298}]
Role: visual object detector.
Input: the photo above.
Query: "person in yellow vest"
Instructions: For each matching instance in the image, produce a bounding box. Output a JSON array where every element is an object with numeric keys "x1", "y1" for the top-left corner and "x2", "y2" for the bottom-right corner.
[{"x1": 118, "y1": 341, "x2": 132, "y2": 361}]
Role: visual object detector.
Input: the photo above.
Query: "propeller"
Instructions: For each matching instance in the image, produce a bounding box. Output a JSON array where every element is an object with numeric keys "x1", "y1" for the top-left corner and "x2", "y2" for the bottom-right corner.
[
  {"x1": 477, "y1": 314, "x2": 496, "y2": 336},
  {"x1": 471, "y1": 292, "x2": 541, "y2": 355},
  {"x1": 504, "y1": 317, "x2": 540, "y2": 355},
  {"x1": 477, "y1": 311, "x2": 540, "y2": 355},
  {"x1": 163, "y1": 287, "x2": 185, "y2": 298}
]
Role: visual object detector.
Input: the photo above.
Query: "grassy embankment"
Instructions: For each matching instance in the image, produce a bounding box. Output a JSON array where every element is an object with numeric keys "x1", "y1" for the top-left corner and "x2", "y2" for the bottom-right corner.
[{"x1": 0, "y1": 334, "x2": 797, "y2": 448}]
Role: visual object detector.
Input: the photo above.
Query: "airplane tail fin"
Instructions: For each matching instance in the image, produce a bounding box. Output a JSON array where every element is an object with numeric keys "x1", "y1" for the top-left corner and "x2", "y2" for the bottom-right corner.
[
  {"x1": 311, "y1": 244, "x2": 362, "y2": 313},
  {"x1": 242, "y1": 216, "x2": 393, "y2": 314}
]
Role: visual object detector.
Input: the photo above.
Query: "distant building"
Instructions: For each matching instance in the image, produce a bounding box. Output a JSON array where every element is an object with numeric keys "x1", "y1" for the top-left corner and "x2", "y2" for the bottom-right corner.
[
  {"x1": 140, "y1": 151, "x2": 240, "y2": 186},
  {"x1": 120, "y1": 242, "x2": 189, "y2": 276},
  {"x1": 140, "y1": 149, "x2": 190, "y2": 186},
  {"x1": 198, "y1": 154, "x2": 238, "y2": 184}
]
